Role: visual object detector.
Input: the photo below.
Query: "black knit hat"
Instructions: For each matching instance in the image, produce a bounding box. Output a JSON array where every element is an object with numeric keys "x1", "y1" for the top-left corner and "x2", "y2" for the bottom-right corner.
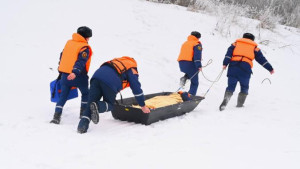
[
  {"x1": 77, "y1": 26, "x2": 92, "y2": 38},
  {"x1": 243, "y1": 33, "x2": 255, "y2": 41},
  {"x1": 191, "y1": 31, "x2": 201, "y2": 39}
]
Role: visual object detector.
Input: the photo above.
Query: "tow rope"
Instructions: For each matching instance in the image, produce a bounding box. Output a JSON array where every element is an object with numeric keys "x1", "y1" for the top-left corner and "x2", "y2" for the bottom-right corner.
[{"x1": 261, "y1": 78, "x2": 271, "y2": 84}]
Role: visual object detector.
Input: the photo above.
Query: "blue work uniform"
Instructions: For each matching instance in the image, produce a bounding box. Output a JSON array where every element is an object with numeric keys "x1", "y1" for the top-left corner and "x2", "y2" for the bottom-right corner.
[
  {"x1": 179, "y1": 43, "x2": 202, "y2": 95},
  {"x1": 81, "y1": 65, "x2": 146, "y2": 118},
  {"x1": 223, "y1": 44, "x2": 273, "y2": 94},
  {"x1": 55, "y1": 47, "x2": 90, "y2": 114}
]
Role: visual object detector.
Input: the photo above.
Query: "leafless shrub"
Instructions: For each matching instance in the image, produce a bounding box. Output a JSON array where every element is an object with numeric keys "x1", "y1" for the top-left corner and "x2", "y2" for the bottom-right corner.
[
  {"x1": 256, "y1": 8, "x2": 282, "y2": 30},
  {"x1": 146, "y1": 0, "x2": 172, "y2": 4},
  {"x1": 216, "y1": 0, "x2": 300, "y2": 28},
  {"x1": 187, "y1": 0, "x2": 215, "y2": 12},
  {"x1": 147, "y1": 0, "x2": 300, "y2": 28}
]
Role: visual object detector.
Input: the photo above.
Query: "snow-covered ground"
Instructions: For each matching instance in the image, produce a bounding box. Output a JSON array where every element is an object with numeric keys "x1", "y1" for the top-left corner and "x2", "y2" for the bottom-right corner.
[{"x1": 1, "y1": 0, "x2": 300, "y2": 168}]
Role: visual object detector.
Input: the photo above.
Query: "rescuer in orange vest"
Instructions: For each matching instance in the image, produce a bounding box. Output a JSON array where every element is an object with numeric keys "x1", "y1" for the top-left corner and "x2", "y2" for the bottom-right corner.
[
  {"x1": 177, "y1": 31, "x2": 203, "y2": 96},
  {"x1": 50, "y1": 26, "x2": 93, "y2": 124},
  {"x1": 219, "y1": 33, "x2": 274, "y2": 111},
  {"x1": 77, "y1": 56, "x2": 150, "y2": 133}
]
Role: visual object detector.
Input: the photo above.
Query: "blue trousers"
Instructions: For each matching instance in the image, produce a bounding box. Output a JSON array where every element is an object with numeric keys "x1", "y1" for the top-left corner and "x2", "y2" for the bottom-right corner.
[
  {"x1": 82, "y1": 79, "x2": 117, "y2": 118},
  {"x1": 226, "y1": 75, "x2": 250, "y2": 94},
  {"x1": 55, "y1": 74, "x2": 89, "y2": 114},
  {"x1": 179, "y1": 61, "x2": 199, "y2": 95}
]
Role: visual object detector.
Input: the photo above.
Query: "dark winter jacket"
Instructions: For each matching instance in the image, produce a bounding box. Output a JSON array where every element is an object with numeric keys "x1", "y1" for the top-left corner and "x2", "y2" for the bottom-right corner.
[
  {"x1": 91, "y1": 65, "x2": 146, "y2": 106},
  {"x1": 178, "y1": 43, "x2": 202, "y2": 71},
  {"x1": 59, "y1": 47, "x2": 90, "y2": 86},
  {"x1": 223, "y1": 44, "x2": 273, "y2": 78}
]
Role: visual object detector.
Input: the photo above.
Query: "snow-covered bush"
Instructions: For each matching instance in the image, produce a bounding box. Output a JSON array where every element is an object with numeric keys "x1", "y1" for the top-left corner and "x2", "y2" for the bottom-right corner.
[
  {"x1": 215, "y1": 0, "x2": 300, "y2": 28},
  {"x1": 146, "y1": 0, "x2": 193, "y2": 5},
  {"x1": 256, "y1": 8, "x2": 281, "y2": 30},
  {"x1": 214, "y1": 2, "x2": 248, "y2": 37},
  {"x1": 147, "y1": 0, "x2": 197, "y2": 7},
  {"x1": 187, "y1": 0, "x2": 216, "y2": 12},
  {"x1": 146, "y1": 0, "x2": 172, "y2": 4},
  {"x1": 285, "y1": 5, "x2": 300, "y2": 28},
  {"x1": 147, "y1": 0, "x2": 300, "y2": 29}
]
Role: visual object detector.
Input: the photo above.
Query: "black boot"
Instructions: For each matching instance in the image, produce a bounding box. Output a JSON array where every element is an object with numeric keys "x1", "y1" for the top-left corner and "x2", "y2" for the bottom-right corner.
[
  {"x1": 219, "y1": 91, "x2": 233, "y2": 111},
  {"x1": 237, "y1": 92, "x2": 247, "y2": 107},
  {"x1": 90, "y1": 102, "x2": 100, "y2": 124},
  {"x1": 179, "y1": 74, "x2": 188, "y2": 87},
  {"x1": 79, "y1": 107, "x2": 85, "y2": 119},
  {"x1": 50, "y1": 112, "x2": 61, "y2": 124},
  {"x1": 77, "y1": 116, "x2": 90, "y2": 134}
]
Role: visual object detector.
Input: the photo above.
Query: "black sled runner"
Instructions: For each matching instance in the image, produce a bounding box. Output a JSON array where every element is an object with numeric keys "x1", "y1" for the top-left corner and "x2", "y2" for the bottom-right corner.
[{"x1": 112, "y1": 92, "x2": 204, "y2": 125}]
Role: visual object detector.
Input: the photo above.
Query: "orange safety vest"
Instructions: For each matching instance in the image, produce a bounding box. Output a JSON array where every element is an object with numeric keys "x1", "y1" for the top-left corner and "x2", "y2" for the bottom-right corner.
[
  {"x1": 58, "y1": 33, "x2": 93, "y2": 73},
  {"x1": 105, "y1": 56, "x2": 138, "y2": 90},
  {"x1": 177, "y1": 35, "x2": 201, "y2": 61},
  {"x1": 231, "y1": 38, "x2": 258, "y2": 68}
]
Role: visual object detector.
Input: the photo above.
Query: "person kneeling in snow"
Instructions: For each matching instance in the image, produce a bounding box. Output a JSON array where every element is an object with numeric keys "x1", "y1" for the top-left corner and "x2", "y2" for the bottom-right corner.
[
  {"x1": 219, "y1": 33, "x2": 274, "y2": 111},
  {"x1": 77, "y1": 56, "x2": 150, "y2": 133}
]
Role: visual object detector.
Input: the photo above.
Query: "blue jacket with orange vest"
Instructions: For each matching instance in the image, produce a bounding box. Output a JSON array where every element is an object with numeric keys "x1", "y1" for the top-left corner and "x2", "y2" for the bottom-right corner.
[
  {"x1": 177, "y1": 35, "x2": 202, "y2": 70},
  {"x1": 223, "y1": 38, "x2": 273, "y2": 78},
  {"x1": 58, "y1": 33, "x2": 92, "y2": 86},
  {"x1": 91, "y1": 57, "x2": 146, "y2": 107}
]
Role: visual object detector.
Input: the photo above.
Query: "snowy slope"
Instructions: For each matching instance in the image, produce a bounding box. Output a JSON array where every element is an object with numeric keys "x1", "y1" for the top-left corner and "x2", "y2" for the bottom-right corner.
[{"x1": 0, "y1": 0, "x2": 300, "y2": 169}]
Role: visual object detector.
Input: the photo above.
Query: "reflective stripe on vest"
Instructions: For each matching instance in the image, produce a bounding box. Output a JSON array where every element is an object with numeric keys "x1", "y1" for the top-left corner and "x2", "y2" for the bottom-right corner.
[
  {"x1": 58, "y1": 33, "x2": 93, "y2": 73},
  {"x1": 105, "y1": 56, "x2": 138, "y2": 90},
  {"x1": 177, "y1": 35, "x2": 200, "y2": 61},
  {"x1": 232, "y1": 38, "x2": 257, "y2": 68}
]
